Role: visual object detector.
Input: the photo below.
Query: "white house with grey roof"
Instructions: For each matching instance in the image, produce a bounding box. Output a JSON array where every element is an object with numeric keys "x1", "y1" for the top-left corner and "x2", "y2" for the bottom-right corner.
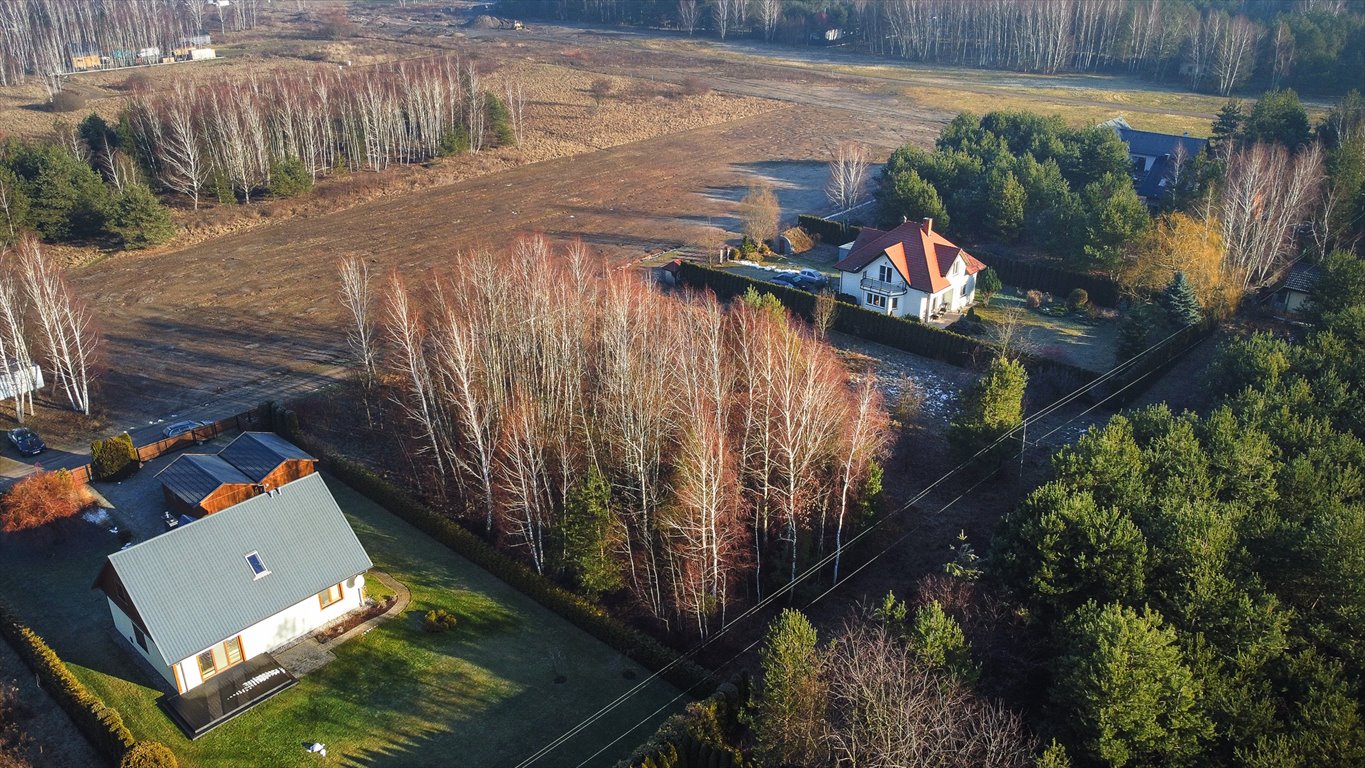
[{"x1": 94, "y1": 471, "x2": 372, "y2": 709}]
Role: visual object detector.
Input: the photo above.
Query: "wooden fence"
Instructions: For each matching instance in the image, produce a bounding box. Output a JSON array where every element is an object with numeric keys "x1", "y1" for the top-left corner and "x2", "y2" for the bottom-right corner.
[{"x1": 55, "y1": 410, "x2": 264, "y2": 486}]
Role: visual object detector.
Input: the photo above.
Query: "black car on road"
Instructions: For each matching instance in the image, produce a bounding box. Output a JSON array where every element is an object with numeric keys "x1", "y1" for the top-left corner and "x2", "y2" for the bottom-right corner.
[{"x1": 8, "y1": 428, "x2": 45, "y2": 457}]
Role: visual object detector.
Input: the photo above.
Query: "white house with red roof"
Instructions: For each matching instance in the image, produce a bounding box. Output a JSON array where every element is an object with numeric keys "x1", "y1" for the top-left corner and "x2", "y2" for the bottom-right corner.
[{"x1": 834, "y1": 218, "x2": 986, "y2": 322}]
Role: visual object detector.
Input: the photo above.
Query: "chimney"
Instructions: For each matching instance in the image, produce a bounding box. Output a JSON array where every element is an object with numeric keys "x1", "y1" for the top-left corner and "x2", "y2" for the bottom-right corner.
[{"x1": 921, "y1": 217, "x2": 933, "y2": 235}]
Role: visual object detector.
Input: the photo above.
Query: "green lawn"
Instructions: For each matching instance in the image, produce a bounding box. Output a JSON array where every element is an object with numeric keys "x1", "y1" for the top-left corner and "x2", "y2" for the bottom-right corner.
[
  {"x1": 0, "y1": 477, "x2": 682, "y2": 768},
  {"x1": 975, "y1": 289, "x2": 1119, "y2": 372}
]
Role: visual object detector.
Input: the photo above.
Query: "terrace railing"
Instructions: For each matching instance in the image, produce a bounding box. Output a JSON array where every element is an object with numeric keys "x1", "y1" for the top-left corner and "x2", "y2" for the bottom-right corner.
[{"x1": 861, "y1": 276, "x2": 909, "y2": 296}]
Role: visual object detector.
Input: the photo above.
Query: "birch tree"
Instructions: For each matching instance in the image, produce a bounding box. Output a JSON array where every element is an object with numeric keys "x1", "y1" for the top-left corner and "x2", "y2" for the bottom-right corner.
[
  {"x1": 825, "y1": 141, "x2": 871, "y2": 214},
  {"x1": 17, "y1": 238, "x2": 96, "y2": 414}
]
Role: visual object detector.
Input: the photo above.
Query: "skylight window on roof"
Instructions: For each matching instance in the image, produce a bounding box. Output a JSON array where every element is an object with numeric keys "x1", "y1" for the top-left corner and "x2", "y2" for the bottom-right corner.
[{"x1": 245, "y1": 551, "x2": 269, "y2": 579}]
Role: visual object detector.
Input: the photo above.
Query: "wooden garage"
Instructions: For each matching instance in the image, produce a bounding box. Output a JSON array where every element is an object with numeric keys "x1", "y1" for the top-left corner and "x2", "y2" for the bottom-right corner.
[{"x1": 157, "y1": 454, "x2": 260, "y2": 518}]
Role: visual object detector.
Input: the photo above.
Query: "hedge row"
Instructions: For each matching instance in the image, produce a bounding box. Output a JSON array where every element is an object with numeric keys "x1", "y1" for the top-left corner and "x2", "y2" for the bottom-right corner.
[
  {"x1": 1102, "y1": 321, "x2": 1214, "y2": 406},
  {"x1": 679, "y1": 261, "x2": 992, "y2": 368},
  {"x1": 302, "y1": 444, "x2": 717, "y2": 696},
  {"x1": 970, "y1": 249, "x2": 1122, "y2": 308},
  {"x1": 0, "y1": 601, "x2": 134, "y2": 763},
  {"x1": 797, "y1": 214, "x2": 860, "y2": 246}
]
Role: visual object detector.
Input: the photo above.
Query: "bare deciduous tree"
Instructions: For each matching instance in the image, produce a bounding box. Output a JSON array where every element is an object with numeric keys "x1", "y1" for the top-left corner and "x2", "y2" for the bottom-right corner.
[
  {"x1": 740, "y1": 182, "x2": 781, "y2": 246},
  {"x1": 757, "y1": 0, "x2": 782, "y2": 41},
  {"x1": 812, "y1": 290, "x2": 838, "y2": 340},
  {"x1": 677, "y1": 0, "x2": 700, "y2": 36},
  {"x1": 825, "y1": 141, "x2": 871, "y2": 214},
  {"x1": 17, "y1": 238, "x2": 97, "y2": 414},
  {"x1": 1217, "y1": 142, "x2": 1324, "y2": 290},
  {"x1": 339, "y1": 257, "x2": 379, "y2": 422}
]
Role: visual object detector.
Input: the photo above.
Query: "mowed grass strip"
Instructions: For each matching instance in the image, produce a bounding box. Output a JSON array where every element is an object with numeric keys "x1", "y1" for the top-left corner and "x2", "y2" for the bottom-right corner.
[{"x1": 0, "y1": 476, "x2": 682, "y2": 768}]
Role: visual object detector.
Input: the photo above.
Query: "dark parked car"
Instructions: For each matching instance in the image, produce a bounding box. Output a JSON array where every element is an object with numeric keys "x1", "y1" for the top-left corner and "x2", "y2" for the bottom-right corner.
[
  {"x1": 8, "y1": 428, "x2": 45, "y2": 457},
  {"x1": 792, "y1": 275, "x2": 828, "y2": 292},
  {"x1": 769, "y1": 272, "x2": 798, "y2": 287}
]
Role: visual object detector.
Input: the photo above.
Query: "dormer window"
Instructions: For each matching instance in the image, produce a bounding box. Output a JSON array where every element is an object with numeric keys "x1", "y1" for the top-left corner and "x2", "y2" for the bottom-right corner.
[{"x1": 245, "y1": 551, "x2": 269, "y2": 579}]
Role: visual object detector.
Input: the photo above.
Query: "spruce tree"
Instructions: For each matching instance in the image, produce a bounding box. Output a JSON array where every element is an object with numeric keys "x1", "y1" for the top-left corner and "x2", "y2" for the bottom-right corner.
[
  {"x1": 1161, "y1": 271, "x2": 1202, "y2": 328},
  {"x1": 1116, "y1": 304, "x2": 1155, "y2": 364}
]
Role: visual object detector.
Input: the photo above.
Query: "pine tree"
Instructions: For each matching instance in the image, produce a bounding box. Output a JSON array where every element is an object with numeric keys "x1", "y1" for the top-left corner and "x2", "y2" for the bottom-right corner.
[
  {"x1": 105, "y1": 183, "x2": 174, "y2": 248},
  {"x1": 1053, "y1": 601, "x2": 1211, "y2": 767},
  {"x1": 948, "y1": 356, "x2": 1027, "y2": 463},
  {"x1": 908, "y1": 601, "x2": 975, "y2": 682},
  {"x1": 984, "y1": 168, "x2": 1026, "y2": 241},
  {"x1": 752, "y1": 609, "x2": 826, "y2": 768},
  {"x1": 1210, "y1": 101, "x2": 1243, "y2": 153},
  {"x1": 1161, "y1": 271, "x2": 1202, "y2": 328},
  {"x1": 554, "y1": 466, "x2": 621, "y2": 596}
]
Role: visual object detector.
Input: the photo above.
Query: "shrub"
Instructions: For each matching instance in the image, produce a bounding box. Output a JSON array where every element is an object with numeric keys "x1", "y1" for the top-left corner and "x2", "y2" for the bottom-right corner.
[
  {"x1": 48, "y1": 91, "x2": 88, "y2": 113},
  {"x1": 267, "y1": 158, "x2": 314, "y2": 198},
  {"x1": 291, "y1": 441, "x2": 717, "y2": 696},
  {"x1": 0, "y1": 603, "x2": 135, "y2": 759},
  {"x1": 679, "y1": 76, "x2": 710, "y2": 96},
  {"x1": 423, "y1": 609, "x2": 458, "y2": 633},
  {"x1": 1026, "y1": 289, "x2": 1044, "y2": 309},
  {"x1": 91, "y1": 433, "x2": 139, "y2": 480},
  {"x1": 976, "y1": 267, "x2": 1002, "y2": 303},
  {"x1": 119, "y1": 741, "x2": 178, "y2": 768},
  {"x1": 1068, "y1": 288, "x2": 1090, "y2": 310},
  {"x1": 1, "y1": 469, "x2": 82, "y2": 533}
]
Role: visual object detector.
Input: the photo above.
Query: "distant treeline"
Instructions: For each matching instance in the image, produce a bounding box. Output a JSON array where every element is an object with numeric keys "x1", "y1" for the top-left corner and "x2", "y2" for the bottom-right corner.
[{"x1": 499, "y1": 0, "x2": 1365, "y2": 96}]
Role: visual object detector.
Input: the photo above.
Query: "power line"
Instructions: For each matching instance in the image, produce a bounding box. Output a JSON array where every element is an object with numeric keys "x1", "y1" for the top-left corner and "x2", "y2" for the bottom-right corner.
[{"x1": 514, "y1": 321, "x2": 1200, "y2": 767}]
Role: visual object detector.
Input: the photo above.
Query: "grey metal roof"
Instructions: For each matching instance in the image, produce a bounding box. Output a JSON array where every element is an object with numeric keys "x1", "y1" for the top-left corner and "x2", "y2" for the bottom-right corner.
[
  {"x1": 156, "y1": 454, "x2": 253, "y2": 504},
  {"x1": 107, "y1": 473, "x2": 372, "y2": 665},
  {"x1": 219, "y1": 432, "x2": 314, "y2": 482}
]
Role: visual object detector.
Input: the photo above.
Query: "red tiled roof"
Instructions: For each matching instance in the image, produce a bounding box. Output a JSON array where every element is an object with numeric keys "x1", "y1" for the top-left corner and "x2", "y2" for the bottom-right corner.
[{"x1": 835, "y1": 219, "x2": 983, "y2": 293}]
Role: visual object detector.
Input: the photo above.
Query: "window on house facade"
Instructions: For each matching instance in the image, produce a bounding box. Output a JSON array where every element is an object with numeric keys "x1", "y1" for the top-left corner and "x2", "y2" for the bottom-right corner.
[
  {"x1": 318, "y1": 583, "x2": 344, "y2": 609},
  {"x1": 961, "y1": 283, "x2": 969, "y2": 298},
  {"x1": 891, "y1": 297, "x2": 899, "y2": 311},
  {"x1": 197, "y1": 650, "x2": 217, "y2": 680},
  {"x1": 133, "y1": 625, "x2": 147, "y2": 652},
  {"x1": 878, "y1": 264, "x2": 894, "y2": 282},
  {"x1": 245, "y1": 551, "x2": 269, "y2": 579},
  {"x1": 864, "y1": 292, "x2": 886, "y2": 308},
  {"x1": 224, "y1": 636, "x2": 244, "y2": 666},
  {"x1": 196, "y1": 636, "x2": 245, "y2": 681}
]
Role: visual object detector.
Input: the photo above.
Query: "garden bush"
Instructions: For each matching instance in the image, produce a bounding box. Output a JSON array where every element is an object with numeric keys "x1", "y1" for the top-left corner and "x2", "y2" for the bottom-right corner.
[
  {"x1": 119, "y1": 741, "x2": 178, "y2": 768},
  {"x1": 48, "y1": 90, "x2": 88, "y2": 112},
  {"x1": 0, "y1": 469, "x2": 82, "y2": 533},
  {"x1": 1068, "y1": 288, "x2": 1090, "y2": 310},
  {"x1": 0, "y1": 602, "x2": 135, "y2": 760},
  {"x1": 423, "y1": 609, "x2": 458, "y2": 633},
  {"x1": 291, "y1": 440, "x2": 717, "y2": 696},
  {"x1": 1026, "y1": 289, "x2": 1044, "y2": 309},
  {"x1": 267, "y1": 157, "x2": 314, "y2": 198},
  {"x1": 90, "y1": 433, "x2": 139, "y2": 481}
]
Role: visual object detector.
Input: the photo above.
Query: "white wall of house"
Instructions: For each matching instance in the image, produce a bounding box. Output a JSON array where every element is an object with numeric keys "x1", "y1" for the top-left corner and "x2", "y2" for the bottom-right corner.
[
  {"x1": 171, "y1": 578, "x2": 364, "y2": 692},
  {"x1": 108, "y1": 599, "x2": 177, "y2": 688},
  {"x1": 838, "y1": 254, "x2": 977, "y2": 321}
]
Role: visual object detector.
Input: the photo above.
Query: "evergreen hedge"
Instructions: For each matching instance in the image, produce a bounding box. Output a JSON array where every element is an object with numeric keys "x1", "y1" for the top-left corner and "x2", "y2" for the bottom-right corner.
[
  {"x1": 298, "y1": 443, "x2": 717, "y2": 697},
  {"x1": 797, "y1": 214, "x2": 860, "y2": 245},
  {"x1": 0, "y1": 601, "x2": 135, "y2": 762}
]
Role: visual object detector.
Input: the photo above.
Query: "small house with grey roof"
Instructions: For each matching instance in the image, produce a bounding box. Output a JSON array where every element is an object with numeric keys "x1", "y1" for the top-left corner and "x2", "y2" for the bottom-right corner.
[
  {"x1": 93, "y1": 469, "x2": 372, "y2": 735},
  {"x1": 157, "y1": 432, "x2": 317, "y2": 518}
]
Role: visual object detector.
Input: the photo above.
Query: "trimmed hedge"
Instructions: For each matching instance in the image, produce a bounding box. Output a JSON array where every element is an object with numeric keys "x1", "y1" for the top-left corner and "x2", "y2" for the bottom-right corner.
[
  {"x1": 0, "y1": 602, "x2": 134, "y2": 763},
  {"x1": 971, "y1": 249, "x2": 1122, "y2": 308},
  {"x1": 300, "y1": 443, "x2": 717, "y2": 697},
  {"x1": 119, "y1": 741, "x2": 178, "y2": 768},
  {"x1": 797, "y1": 214, "x2": 860, "y2": 245}
]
